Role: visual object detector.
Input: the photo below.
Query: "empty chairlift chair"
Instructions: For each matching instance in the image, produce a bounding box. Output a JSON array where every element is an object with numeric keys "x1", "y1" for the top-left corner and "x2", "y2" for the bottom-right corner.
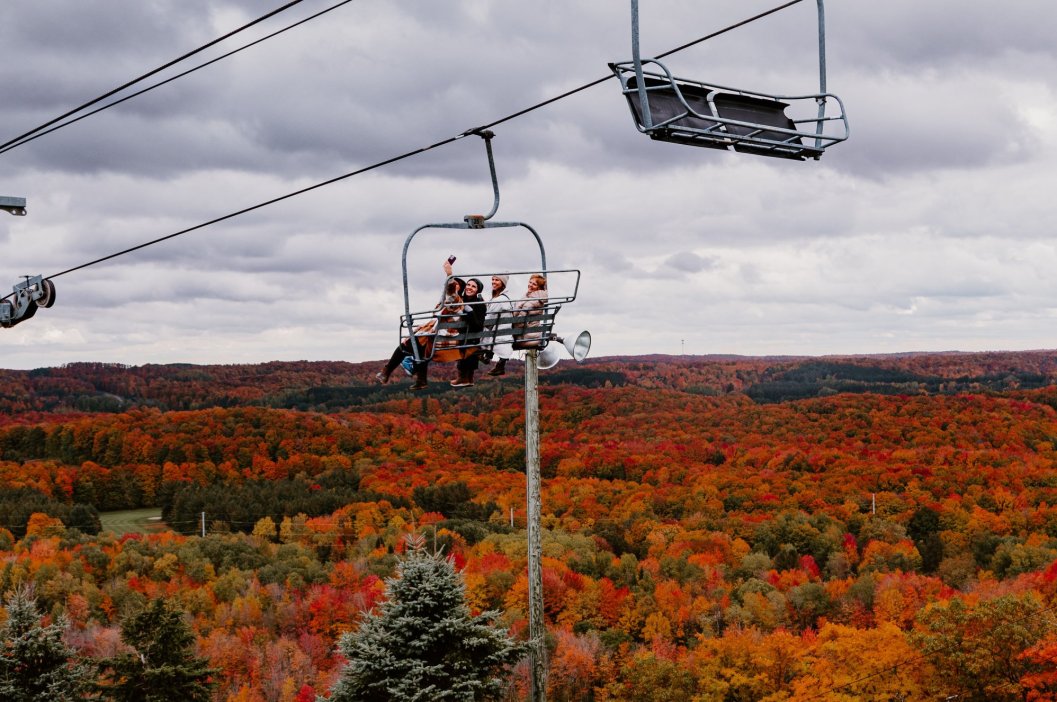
[{"x1": 609, "y1": 0, "x2": 848, "y2": 160}]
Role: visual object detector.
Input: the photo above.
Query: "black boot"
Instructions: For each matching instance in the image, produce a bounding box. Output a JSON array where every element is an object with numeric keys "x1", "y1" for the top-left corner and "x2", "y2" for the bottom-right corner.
[
  {"x1": 487, "y1": 358, "x2": 507, "y2": 377},
  {"x1": 411, "y1": 363, "x2": 428, "y2": 390},
  {"x1": 377, "y1": 347, "x2": 407, "y2": 383}
]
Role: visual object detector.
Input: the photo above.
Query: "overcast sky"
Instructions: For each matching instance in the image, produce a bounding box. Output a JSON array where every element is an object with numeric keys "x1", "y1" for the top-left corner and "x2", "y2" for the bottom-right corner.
[{"x1": 0, "y1": 0, "x2": 1054, "y2": 370}]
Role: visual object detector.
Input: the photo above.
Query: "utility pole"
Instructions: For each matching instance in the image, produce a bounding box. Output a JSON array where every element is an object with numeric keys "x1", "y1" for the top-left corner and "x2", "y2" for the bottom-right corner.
[
  {"x1": 200, "y1": 511, "x2": 206, "y2": 538},
  {"x1": 524, "y1": 349, "x2": 547, "y2": 702}
]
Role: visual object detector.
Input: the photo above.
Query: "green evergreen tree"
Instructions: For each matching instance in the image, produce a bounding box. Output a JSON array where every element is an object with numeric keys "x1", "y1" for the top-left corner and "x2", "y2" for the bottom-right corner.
[
  {"x1": 97, "y1": 598, "x2": 215, "y2": 702},
  {"x1": 0, "y1": 585, "x2": 92, "y2": 701},
  {"x1": 326, "y1": 538, "x2": 526, "y2": 701}
]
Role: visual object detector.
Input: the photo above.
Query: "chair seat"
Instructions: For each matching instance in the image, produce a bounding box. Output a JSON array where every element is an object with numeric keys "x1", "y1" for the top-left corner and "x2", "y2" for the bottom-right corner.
[{"x1": 610, "y1": 61, "x2": 847, "y2": 160}]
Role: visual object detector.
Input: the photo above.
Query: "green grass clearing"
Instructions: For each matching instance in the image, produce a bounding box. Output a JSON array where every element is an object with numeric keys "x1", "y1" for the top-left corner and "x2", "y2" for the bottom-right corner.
[{"x1": 99, "y1": 508, "x2": 169, "y2": 536}]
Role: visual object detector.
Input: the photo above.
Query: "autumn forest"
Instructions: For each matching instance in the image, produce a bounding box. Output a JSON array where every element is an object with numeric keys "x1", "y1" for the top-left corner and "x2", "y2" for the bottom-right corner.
[{"x1": 3, "y1": 351, "x2": 1057, "y2": 700}]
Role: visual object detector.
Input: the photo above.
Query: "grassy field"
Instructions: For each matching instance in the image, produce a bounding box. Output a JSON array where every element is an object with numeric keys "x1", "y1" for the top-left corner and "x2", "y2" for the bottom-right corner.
[{"x1": 99, "y1": 508, "x2": 169, "y2": 536}]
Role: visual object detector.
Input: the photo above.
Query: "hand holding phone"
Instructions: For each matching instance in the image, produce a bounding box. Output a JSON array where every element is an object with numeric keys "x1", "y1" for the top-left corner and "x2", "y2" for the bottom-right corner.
[{"x1": 447, "y1": 255, "x2": 457, "y2": 264}]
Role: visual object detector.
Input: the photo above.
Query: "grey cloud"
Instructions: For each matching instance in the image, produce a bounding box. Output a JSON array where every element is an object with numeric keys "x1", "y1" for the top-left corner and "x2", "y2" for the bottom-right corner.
[
  {"x1": 2, "y1": 1, "x2": 1057, "y2": 368},
  {"x1": 664, "y1": 251, "x2": 718, "y2": 274}
]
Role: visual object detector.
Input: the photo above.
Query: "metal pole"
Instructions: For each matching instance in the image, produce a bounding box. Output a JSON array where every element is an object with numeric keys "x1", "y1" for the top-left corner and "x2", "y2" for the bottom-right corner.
[
  {"x1": 524, "y1": 349, "x2": 547, "y2": 701},
  {"x1": 630, "y1": 0, "x2": 653, "y2": 130},
  {"x1": 200, "y1": 511, "x2": 206, "y2": 538},
  {"x1": 814, "y1": 0, "x2": 828, "y2": 148}
]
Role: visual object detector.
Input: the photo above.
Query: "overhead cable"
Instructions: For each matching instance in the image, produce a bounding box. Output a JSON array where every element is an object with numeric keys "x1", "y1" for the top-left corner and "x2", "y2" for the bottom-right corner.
[
  {"x1": 0, "y1": 0, "x2": 309, "y2": 152},
  {"x1": 37, "y1": 0, "x2": 806, "y2": 284},
  {"x1": 0, "y1": 0, "x2": 358, "y2": 157}
]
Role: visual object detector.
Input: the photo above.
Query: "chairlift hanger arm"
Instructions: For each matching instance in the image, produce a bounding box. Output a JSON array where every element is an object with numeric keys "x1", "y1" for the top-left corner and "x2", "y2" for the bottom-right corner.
[{"x1": 463, "y1": 130, "x2": 500, "y2": 228}]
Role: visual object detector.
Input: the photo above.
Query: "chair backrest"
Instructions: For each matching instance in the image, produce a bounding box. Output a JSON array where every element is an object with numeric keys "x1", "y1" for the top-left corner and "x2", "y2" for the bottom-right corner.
[
  {"x1": 624, "y1": 76, "x2": 729, "y2": 151},
  {"x1": 712, "y1": 93, "x2": 809, "y2": 159}
]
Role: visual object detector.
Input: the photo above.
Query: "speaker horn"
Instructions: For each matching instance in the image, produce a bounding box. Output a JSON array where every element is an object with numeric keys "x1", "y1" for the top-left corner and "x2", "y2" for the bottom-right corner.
[{"x1": 536, "y1": 330, "x2": 591, "y2": 370}]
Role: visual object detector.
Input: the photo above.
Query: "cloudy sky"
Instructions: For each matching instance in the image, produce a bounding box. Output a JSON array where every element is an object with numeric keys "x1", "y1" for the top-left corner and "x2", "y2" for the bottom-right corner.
[{"x1": 0, "y1": 0, "x2": 1054, "y2": 369}]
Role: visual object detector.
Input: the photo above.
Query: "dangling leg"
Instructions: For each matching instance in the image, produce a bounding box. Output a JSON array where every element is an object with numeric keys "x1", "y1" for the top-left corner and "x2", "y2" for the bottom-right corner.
[
  {"x1": 377, "y1": 344, "x2": 408, "y2": 383},
  {"x1": 452, "y1": 355, "x2": 478, "y2": 388},
  {"x1": 412, "y1": 360, "x2": 429, "y2": 390},
  {"x1": 487, "y1": 357, "x2": 507, "y2": 377}
]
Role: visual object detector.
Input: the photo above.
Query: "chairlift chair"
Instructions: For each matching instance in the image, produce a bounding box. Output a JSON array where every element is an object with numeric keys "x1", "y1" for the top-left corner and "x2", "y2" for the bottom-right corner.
[
  {"x1": 399, "y1": 131, "x2": 581, "y2": 365},
  {"x1": 609, "y1": 0, "x2": 848, "y2": 160}
]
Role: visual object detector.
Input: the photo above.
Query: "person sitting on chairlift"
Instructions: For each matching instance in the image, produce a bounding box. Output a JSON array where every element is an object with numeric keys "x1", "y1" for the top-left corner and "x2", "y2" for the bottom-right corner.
[
  {"x1": 376, "y1": 262, "x2": 464, "y2": 390},
  {"x1": 484, "y1": 274, "x2": 513, "y2": 377},
  {"x1": 512, "y1": 274, "x2": 548, "y2": 347},
  {"x1": 450, "y1": 275, "x2": 486, "y2": 388}
]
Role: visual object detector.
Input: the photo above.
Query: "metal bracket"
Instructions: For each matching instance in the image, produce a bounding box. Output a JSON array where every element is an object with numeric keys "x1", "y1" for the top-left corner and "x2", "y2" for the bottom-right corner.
[
  {"x1": 0, "y1": 196, "x2": 27, "y2": 216},
  {"x1": 13, "y1": 274, "x2": 43, "y2": 292},
  {"x1": 1, "y1": 275, "x2": 54, "y2": 328}
]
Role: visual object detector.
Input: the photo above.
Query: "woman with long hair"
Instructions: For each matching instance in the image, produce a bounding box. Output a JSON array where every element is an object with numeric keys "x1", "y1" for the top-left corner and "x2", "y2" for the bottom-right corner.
[
  {"x1": 376, "y1": 264, "x2": 464, "y2": 390},
  {"x1": 450, "y1": 276, "x2": 487, "y2": 387},
  {"x1": 512, "y1": 274, "x2": 548, "y2": 346}
]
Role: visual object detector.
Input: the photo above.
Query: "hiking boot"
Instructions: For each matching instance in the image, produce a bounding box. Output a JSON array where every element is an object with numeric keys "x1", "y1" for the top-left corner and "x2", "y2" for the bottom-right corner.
[
  {"x1": 411, "y1": 365, "x2": 428, "y2": 390},
  {"x1": 450, "y1": 370, "x2": 474, "y2": 388}
]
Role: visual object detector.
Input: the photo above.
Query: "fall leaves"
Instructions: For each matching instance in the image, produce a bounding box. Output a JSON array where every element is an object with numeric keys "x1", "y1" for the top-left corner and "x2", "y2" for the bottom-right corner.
[{"x1": 1, "y1": 354, "x2": 1057, "y2": 698}]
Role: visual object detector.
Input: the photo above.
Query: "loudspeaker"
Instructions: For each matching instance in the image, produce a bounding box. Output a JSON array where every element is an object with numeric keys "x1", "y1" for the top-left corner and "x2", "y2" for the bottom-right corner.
[
  {"x1": 537, "y1": 330, "x2": 592, "y2": 370},
  {"x1": 537, "y1": 344, "x2": 562, "y2": 370},
  {"x1": 564, "y1": 330, "x2": 591, "y2": 362}
]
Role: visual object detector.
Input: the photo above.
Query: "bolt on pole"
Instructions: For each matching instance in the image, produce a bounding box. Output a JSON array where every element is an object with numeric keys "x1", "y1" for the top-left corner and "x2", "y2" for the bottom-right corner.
[{"x1": 524, "y1": 348, "x2": 547, "y2": 701}]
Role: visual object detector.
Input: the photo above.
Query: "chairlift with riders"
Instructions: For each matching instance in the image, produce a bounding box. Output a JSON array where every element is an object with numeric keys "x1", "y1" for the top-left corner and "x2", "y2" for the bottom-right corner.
[{"x1": 397, "y1": 130, "x2": 585, "y2": 382}]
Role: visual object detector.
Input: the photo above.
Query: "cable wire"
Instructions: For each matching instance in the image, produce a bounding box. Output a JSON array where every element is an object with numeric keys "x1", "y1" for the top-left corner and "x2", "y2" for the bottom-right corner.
[
  {"x1": 0, "y1": 0, "x2": 309, "y2": 151},
  {"x1": 0, "y1": 0, "x2": 358, "y2": 157},
  {"x1": 27, "y1": 0, "x2": 805, "y2": 286}
]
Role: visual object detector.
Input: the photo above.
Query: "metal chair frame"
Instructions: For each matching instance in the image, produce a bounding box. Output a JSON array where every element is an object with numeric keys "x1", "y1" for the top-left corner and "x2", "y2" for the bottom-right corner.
[
  {"x1": 399, "y1": 132, "x2": 580, "y2": 363},
  {"x1": 609, "y1": 0, "x2": 848, "y2": 159}
]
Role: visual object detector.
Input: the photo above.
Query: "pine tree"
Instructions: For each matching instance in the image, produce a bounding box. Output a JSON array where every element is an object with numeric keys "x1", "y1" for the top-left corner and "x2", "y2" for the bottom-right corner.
[
  {"x1": 0, "y1": 585, "x2": 92, "y2": 702},
  {"x1": 97, "y1": 598, "x2": 215, "y2": 702},
  {"x1": 326, "y1": 539, "x2": 526, "y2": 702}
]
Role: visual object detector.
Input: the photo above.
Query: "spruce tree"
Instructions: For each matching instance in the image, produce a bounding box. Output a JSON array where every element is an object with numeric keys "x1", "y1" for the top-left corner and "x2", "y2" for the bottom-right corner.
[
  {"x1": 97, "y1": 598, "x2": 215, "y2": 702},
  {"x1": 0, "y1": 586, "x2": 92, "y2": 701},
  {"x1": 327, "y1": 539, "x2": 526, "y2": 701}
]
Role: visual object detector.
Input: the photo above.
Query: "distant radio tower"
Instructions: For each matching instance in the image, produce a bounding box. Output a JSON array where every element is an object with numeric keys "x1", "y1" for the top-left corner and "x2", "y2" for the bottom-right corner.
[{"x1": 681, "y1": 339, "x2": 685, "y2": 355}]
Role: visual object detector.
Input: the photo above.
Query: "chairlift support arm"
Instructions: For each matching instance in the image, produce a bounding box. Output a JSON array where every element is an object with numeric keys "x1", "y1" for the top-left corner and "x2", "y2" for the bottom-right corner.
[
  {"x1": 462, "y1": 129, "x2": 500, "y2": 228},
  {"x1": 629, "y1": 0, "x2": 830, "y2": 95}
]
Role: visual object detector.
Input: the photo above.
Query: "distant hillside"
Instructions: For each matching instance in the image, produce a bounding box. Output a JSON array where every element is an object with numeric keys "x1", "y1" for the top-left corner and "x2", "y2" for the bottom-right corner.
[
  {"x1": 0, "y1": 349, "x2": 1055, "y2": 416},
  {"x1": 2, "y1": 350, "x2": 1057, "y2": 699}
]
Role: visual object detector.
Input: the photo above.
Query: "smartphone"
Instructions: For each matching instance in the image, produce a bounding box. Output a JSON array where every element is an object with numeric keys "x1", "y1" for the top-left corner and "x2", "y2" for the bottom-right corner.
[{"x1": 447, "y1": 255, "x2": 457, "y2": 264}]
